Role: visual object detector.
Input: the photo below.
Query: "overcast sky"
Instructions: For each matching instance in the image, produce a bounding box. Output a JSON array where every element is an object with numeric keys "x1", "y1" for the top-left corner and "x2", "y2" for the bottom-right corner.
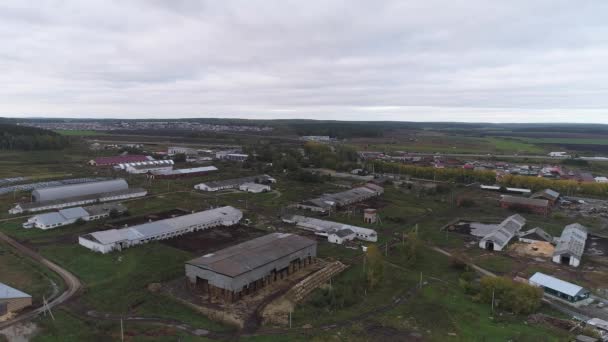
[{"x1": 1, "y1": 1, "x2": 607, "y2": 123}]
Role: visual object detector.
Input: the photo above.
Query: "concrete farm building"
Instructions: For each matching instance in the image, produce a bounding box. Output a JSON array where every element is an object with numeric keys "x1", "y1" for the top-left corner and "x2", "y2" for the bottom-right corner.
[
  {"x1": 79, "y1": 206, "x2": 242, "y2": 253},
  {"x1": 23, "y1": 203, "x2": 126, "y2": 230},
  {"x1": 32, "y1": 179, "x2": 128, "y2": 202},
  {"x1": 296, "y1": 183, "x2": 384, "y2": 213},
  {"x1": 499, "y1": 195, "x2": 551, "y2": 216},
  {"x1": 0, "y1": 283, "x2": 32, "y2": 319},
  {"x1": 283, "y1": 215, "x2": 378, "y2": 243},
  {"x1": 9, "y1": 179, "x2": 146, "y2": 214},
  {"x1": 552, "y1": 223, "x2": 588, "y2": 267},
  {"x1": 194, "y1": 175, "x2": 275, "y2": 192},
  {"x1": 89, "y1": 155, "x2": 150, "y2": 167},
  {"x1": 479, "y1": 214, "x2": 526, "y2": 251},
  {"x1": 185, "y1": 233, "x2": 317, "y2": 302}
]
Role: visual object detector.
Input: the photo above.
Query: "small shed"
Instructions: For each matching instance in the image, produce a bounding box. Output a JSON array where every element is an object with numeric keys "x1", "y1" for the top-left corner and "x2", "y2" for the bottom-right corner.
[
  {"x1": 531, "y1": 189, "x2": 560, "y2": 205},
  {"x1": 0, "y1": 283, "x2": 32, "y2": 317},
  {"x1": 518, "y1": 227, "x2": 554, "y2": 244},
  {"x1": 328, "y1": 229, "x2": 356, "y2": 245}
]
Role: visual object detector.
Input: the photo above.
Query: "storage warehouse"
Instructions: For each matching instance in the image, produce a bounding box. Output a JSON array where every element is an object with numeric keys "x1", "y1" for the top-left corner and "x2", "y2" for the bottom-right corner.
[
  {"x1": 153, "y1": 166, "x2": 218, "y2": 179},
  {"x1": 529, "y1": 272, "x2": 590, "y2": 303},
  {"x1": 283, "y1": 215, "x2": 378, "y2": 243},
  {"x1": 23, "y1": 203, "x2": 127, "y2": 230},
  {"x1": 89, "y1": 155, "x2": 149, "y2": 167},
  {"x1": 194, "y1": 175, "x2": 275, "y2": 192},
  {"x1": 553, "y1": 223, "x2": 588, "y2": 267},
  {"x1": 32, "y1": 179, "x2": 129, "y2": 202},
  {"x1": 79, "y1": 206, "x2": 242, "y2": 253},
  {"x1": 0, "y1": 283, "x2": 32, "y2": 319},
  {"x1": 531, "y1": 189, "x2": 560, "y2": 205},
  {"x1": 238, "y1": 182, "x2": 271, "y2": 193},
  {"x1": 499, "y1": 195, "x2": 550, "y2": 216},
  {"x1": 124, "y1": 160, "x2": 174, "y2": 174},
  {"x1": 10, "y1": 187, "x2": 146, "y2": 214},
  {"x1": 185, "y1": 233, "x2": 317, "y2": 302},
  {"x1": 479, "y1": 214, "x2": 526, "y2": 251},
  {"x1": 168, "y1": 146, "x2": 198, "y2": 156},
  {"x1": 296, "y1": 183, "x2": 384, "y2": 213}
]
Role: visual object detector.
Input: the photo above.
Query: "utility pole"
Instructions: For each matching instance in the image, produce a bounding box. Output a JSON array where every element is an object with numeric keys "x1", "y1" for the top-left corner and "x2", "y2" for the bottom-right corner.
[
  {"x1": 289, "y1": 310, "x2": 292, "y2": 329},
  {"x1": 419, "y1": 272, "x2": 422, "y2": 288},
  {"x1": 363, "y1": 254, "x2": 366, "y2": 275},
  {"x1": 42, "y1": 296, "x2": 55, "y2": 321},
  {"x1": 491, "y1": 288, "x2": 495, "y2": 313},
  {"x1": 121, "y1": 317, "x2": 124, "y2": 342}
]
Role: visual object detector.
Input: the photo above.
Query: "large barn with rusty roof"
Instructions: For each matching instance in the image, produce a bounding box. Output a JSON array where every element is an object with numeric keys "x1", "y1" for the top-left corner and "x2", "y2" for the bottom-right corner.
[{"x1": 185, "y1": 233, "x2": 317, "y2": 302}]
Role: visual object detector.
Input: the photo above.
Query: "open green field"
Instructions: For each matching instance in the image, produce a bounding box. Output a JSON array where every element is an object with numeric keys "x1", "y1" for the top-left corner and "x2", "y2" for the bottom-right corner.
[
  {"x1": 351, "y1": 135, "x2": 545, "y2": 154},
  {"x1": 513, "y1": 137, "x2": 608, "y2": 145},
  {"x1": 292, "y1": 247, "x2": 570, "y2": 341},
  {"x1": 53, "y1": 130, "x2": 103, "y2": 136},
  {"x1": 0, "y1": 240, "x2": 63, "y2": 307}
]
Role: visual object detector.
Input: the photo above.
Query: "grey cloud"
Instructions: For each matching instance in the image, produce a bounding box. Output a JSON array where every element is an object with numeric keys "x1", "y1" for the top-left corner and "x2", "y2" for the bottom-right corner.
[{"x1": 0, "y1": 0, "x2": 607, "y2": 122}]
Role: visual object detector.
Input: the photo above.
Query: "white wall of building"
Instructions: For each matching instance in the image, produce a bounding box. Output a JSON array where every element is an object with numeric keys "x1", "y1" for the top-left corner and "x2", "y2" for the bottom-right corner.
[{"x1": 552, "y1": 254, "x2": 581, "y2": 267}]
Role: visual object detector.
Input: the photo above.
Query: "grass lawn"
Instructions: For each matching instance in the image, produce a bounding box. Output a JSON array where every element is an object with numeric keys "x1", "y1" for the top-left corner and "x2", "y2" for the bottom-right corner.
[
  {"x1": 54, "y1": 130, "x2": 103, "y2": 136},
  {"x1": 0, "y1": 240, "x2": 64, "y2": 307},
  {"x1": 290, "y1": 246, "x2": 570, "y2": 341},
  {"x1": 350, "y1": 135, "x2": 545, "y2": 155}
]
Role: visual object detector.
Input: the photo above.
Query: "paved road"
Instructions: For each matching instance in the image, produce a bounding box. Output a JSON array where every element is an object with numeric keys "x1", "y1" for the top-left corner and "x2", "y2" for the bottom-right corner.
[{"x1": 0, "y1": 232, "x2": 82, "y2": 330}]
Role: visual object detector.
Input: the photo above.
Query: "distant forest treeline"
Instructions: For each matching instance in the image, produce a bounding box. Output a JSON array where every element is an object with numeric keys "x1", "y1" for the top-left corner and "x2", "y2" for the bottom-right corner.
[{"x1": 0, "y1": 123, "x2": 71, "y2": 150}]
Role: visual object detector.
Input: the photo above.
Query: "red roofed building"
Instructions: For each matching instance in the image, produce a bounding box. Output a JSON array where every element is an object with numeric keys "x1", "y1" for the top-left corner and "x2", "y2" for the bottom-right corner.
[{"x1": 88, "y1": 155, "x2": 149, "y2": 167}]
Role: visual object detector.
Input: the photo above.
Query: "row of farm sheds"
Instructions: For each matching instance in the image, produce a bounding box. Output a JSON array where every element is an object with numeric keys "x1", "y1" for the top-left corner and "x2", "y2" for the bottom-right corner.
[{"x1": 88, "y1": 154, "x2": 218, "y2": 179}]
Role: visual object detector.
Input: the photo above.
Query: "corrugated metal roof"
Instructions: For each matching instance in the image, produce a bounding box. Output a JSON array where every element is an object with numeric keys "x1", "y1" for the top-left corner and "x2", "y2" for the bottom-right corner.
[
  {"x1": 196, "y1": 175, "x2": 272, "y2": 189},
  {"x1": 187, "y1": 233, "x2": 316, "y2": 277},
  {"x1": 59, "y1": 207, "x2": 89, "y2": 220},
  {"x1": 32, "y1": 179, "x2": 129, "y2": 202},
  {"x1": 33, "y1": 212, "x2": 67, "y2": 226},
  {"x1": 532, "y1": 189, "x2": 560, "y2": 201},
  {"x1": 18, "y1": 188, "x2": 146, "y2": 211},
  {"x1": 529, "y1": 272, "x2": 587, "y2": 297},
  {"x1": 81, "y1": 206, "x2": 242, "y2": 246},
  {"x1": 93, "y1": 155, "x2": 148, "y2": 165},
  {"x1": 0, "y1": 282, "x2": 31, "y2": 299},
  {"x1": 553, "y1": 223, "x2": 588, "y2": 259},
  {"x1": 480, "y1": 214, "x2": 526, "y2": 248},
  {"x1": 155, "y1": 166, "x2": 218, "y2": 175},
  {"x1": 519, "y1": 227, "x2": 553, "y2": 242}
]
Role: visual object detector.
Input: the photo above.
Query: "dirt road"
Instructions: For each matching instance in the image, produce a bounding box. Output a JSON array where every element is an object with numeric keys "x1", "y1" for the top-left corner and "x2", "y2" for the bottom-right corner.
[{"x1": 0, "y1": 231, "x2": 82, "y2": 330}]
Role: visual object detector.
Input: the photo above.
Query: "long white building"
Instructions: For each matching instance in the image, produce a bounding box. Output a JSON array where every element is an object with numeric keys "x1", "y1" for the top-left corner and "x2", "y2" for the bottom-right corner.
[
  {"x1": 23, "y1": 203, "x2": 127, "y2": 230},
  {"x1": 194, "y1": 175, "x2": 275, "y2": 192},
  {"x1": 9, "y1": 188, "x2": 146, "y2": 214},
  {"x1": 123, "y1": 160, "x2": 174, "y2": 174},
  {"x1": 283, "y1": 215, "x2": 378, "y2": 243},
  {"x1": 79, "y1": 206, "x2": 243, "y2": 253}
]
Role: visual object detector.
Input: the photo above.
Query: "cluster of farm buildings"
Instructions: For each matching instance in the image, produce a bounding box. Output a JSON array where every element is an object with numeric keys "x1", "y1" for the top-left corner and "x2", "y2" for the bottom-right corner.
[
  {"x1": 360, "y1": 151, "x2": 607, "y2": 183},
  {"x1": 2, "y1": 150, "x2": 388, "y2": 318},
  {"x1": 3, "y1": 147, "x2": 608, "y2": 337}
]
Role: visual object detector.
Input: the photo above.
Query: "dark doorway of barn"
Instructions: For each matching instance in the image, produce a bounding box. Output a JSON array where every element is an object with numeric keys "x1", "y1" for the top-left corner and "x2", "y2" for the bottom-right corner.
[
  {"x1": 486, "y1": 241, "x2": 494, "y2": 250},
  {"x1": 561, "y1": 255, "x2": 571, "y2": 265}
]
